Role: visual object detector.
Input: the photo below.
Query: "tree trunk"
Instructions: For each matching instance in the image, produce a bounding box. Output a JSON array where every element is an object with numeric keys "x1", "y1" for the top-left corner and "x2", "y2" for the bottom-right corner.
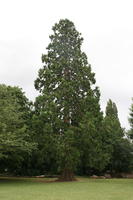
[{"x1": 58, "y1": 168, "x2": 76, "y2": 181}]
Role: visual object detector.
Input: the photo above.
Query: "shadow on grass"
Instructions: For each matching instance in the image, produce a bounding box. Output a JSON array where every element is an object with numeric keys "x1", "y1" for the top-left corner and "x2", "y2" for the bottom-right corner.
[{"x1": 0, "y1": 176, "x2": 59, "y2": 184}]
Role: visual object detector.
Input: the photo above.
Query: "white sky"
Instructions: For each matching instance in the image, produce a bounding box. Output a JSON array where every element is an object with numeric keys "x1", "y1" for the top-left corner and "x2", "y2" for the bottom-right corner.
[{"x1": 0, "y1": 0, "x2": 132, "y2": 129}]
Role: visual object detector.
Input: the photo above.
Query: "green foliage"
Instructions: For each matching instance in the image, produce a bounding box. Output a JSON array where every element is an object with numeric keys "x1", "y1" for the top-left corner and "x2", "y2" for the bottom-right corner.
[
  {"x1": 106, "y1": 99, "x2": 118, "y2": 118},
  {"x1": 0, "y1": 84, "x2": 36, "y2": 161},
  {"x1": 35, "y1": 19, "x2": 96, "y2": 127},
  {"x1": 1, "y1": 19, "x2": 132, "y2": 177},
  {"x1": 128, "y1": 98, "x2": 133, "y2": 139},
  {"x1": 110, "y1": 138, "x2": 133, "y2": 173},
  {"x1": 56, "y1": 128, "x2": 80, "y2": 173},
  {"x1": 34, "y1": 19, "x2": 109, "y2": 178},
  {"x1": 76, "y1": 97, "x2": 111, "y2": 175},
  {"x1": 103, "y1": 99, "x2": 133, "y2": 173},
  {"x1": 103, "y1": 99, "x2": 123, "y2": 139}
]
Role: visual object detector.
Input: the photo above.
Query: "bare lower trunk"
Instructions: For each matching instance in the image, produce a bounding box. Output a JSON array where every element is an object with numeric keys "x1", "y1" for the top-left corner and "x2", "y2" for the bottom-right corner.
[{"x1": 58, "y1": 168, "x2": 76, "y2": 181}]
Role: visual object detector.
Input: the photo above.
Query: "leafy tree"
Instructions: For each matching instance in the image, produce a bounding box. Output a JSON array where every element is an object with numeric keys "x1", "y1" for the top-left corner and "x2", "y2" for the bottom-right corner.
[
  {"x1": 29, "y1": 95, "x2": 58, "y2": 175},
  {"x1": 0, "y1": 84, "x2": 36, "y2": 172},
  {"x1": 34, "y1": 19, "x2": 107, "y2": 180}
]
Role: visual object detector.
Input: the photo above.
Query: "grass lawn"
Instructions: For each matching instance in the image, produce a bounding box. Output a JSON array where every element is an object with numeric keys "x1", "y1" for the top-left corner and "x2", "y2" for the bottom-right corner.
[{"x1": 0, "y1": 177, "x2": 133, "y2": 200}]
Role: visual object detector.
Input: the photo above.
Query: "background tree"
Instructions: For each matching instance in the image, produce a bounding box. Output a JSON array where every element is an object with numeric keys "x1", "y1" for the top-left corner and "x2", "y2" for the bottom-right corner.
[
  {"x1": 102, "y1": 99, "x2": 133, "y2": 174},
  {"x1": 76, "y1": 93, "x2": 111, "y2": 176},
  {"x1": 128, "y1": 98, "x2": 133, "y2": 139},
  {"x1": 34, "y1": 19, "x2": 108, "y2": 180},
  {"x1": 103, "y1": 99, "x2": 123, "y2": 140},
  {"x1": 27, "y1": 95, "x2": 58, "y2": 176},
  {"x1": 0, "y1": 84, "x2": 36, "y2": 174}
]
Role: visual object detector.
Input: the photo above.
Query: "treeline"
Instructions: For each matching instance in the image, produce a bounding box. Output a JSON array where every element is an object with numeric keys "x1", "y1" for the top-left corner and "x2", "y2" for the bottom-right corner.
[{"x1": 0, "y1": 19, "x2": 133, "y2": 180}]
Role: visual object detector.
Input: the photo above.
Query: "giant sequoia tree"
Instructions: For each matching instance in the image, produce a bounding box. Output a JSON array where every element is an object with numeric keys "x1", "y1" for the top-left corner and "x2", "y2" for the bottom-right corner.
[{"x1": 35, "y1": 19, "x2": 104, "y2": 180}]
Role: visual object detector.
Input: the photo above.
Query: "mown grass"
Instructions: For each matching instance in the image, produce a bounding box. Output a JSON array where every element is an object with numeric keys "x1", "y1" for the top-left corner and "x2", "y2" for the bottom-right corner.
[{"x1": 0, "y1": 177, "x2": 133, "y2": 200}]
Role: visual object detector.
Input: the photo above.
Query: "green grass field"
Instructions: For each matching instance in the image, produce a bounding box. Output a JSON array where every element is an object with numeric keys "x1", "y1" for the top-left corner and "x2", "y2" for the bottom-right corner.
[{"x1": 0, "y1": 177, "x2": 133, "y2": 200}]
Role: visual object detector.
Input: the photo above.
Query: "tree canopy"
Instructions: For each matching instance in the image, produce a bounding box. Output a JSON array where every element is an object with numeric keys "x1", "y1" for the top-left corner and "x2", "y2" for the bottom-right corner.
[
  {"x1": 34, "y1": 19, "x2": 110, "y2": 180},
  {"x1": 0, "y1": 19, "x2": 133, "y2": 178},
  {"x1": 0, "y1": 84, "x2": 36, "y2": 159},
  {"x1": 128, "y1": 98, "x2": 133, "y2": 139}
]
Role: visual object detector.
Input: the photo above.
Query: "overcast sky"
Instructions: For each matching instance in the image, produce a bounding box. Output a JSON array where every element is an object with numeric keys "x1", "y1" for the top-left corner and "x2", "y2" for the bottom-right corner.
[{"x1": 0, "y1": 0, "x2": 132, "y2": 129}]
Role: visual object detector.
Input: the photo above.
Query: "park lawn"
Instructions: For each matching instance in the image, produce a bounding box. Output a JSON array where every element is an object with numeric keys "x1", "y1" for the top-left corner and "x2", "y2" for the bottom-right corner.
[{"x1": 0, "y1": 177, "x2": 133, "y2": 200}]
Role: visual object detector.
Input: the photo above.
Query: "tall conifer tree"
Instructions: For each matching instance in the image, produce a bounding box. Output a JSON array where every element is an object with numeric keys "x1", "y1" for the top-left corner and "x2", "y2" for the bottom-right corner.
[
  {"x1": 35, "y1": 19, "x2": 103, "y2": 180},
  {"x1": 128, "y1": 98, "x2": 133, "y2": 139},
  {"x1": 103, "y1": 99, "x2": 125, "y2": 173}
]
